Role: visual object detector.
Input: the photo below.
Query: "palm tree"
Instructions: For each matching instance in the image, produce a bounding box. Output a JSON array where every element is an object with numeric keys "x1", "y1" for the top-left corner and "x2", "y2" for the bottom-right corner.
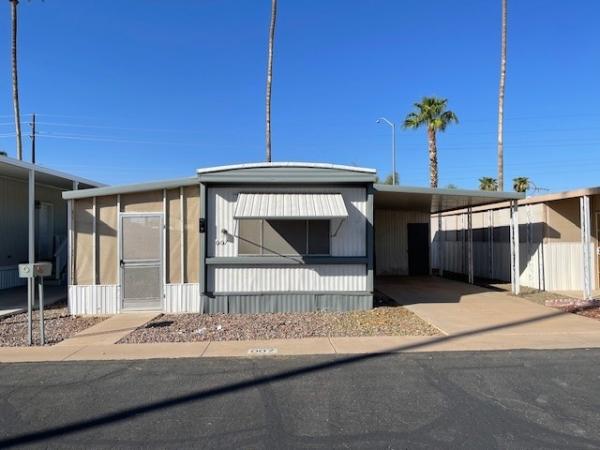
[
  {"x1": 513, "y1": 177, "x2": 530, "y2": 193},
  {"x1": 9, "y1": 0, "x2": 22, "y2": 160},
  {"x1": 497, "y1": 0, "x2": 508, "y2": 190},
  {"x1": 479, "y1": 177, "x2": 498, "y2": 191},
  {"x1": 403, "y1": 97, "x2": 458, "y2": 188},
  {"x1": 265, "y1": 0, "x2": 277, "y2": 162}
]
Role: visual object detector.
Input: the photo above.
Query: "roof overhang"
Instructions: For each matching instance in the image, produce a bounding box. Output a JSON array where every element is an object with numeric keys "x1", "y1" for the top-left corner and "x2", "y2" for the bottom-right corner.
[
  {"x1": 374, "y1": 184, "x2": 524, "y2": 214},
  {"x1": 234, "y1": 192, "x2": 348, "y2": 219},
  {"x1": 0, "y1": 155, "x2": 102, "y2": 190},
  {"x1": 62, "y1": 176, "x2": 199, "y2": 200}
]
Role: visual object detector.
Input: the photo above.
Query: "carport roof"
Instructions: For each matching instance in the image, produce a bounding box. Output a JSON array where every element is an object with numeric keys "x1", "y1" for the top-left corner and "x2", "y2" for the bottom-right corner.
[
  {"x1": 374, "y1": 184, "x2": 524, "y2": 213},
  {"x1": 0, "y1": 155, "x2": 102, "y2": 190}
]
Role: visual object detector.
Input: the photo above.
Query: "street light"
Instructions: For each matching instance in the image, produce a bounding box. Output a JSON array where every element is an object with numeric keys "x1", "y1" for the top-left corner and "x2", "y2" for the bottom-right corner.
[{"x1": 376, "y1": 117, "x2": 397, "y2": 185}]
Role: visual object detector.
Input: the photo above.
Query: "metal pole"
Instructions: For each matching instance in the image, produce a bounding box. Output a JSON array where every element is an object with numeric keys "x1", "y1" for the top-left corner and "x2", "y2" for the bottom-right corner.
[
  {"x1": 438, "y1": 213, "x2": 444, "y2": 277},
  {"x1": 376, "y1": 117, "x2": 398, "y2": 184},
  {"x1": 392, "y1": 123, "x2": 396, "y2": 185},
  {"x1": 580, "y1": 195, "x2": 592, "y2": 300},
  {"x1": 467, "y1": 207, "x2": 474, "y2": 284},
  {"x1": 27, "y1": 167, "x2": 35, "y2": 345},
  {"x1": 510, "y1": 200, "x2": 520, "y2": 295},
  {"x1": 38, "y1": 277, "x2": 45, "y2": 345},
  {"x1": 27, "y1": 278, "x2": 32, "y2": 345}
]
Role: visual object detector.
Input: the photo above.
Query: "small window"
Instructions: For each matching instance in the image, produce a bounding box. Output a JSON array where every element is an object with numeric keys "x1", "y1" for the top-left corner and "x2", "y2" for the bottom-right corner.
[{"x1": 237, "y1": 219, "x2": 330, "y2": 256}]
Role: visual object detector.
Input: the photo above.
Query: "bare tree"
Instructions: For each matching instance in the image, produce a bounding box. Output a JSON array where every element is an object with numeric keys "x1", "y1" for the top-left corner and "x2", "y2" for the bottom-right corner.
[
  {"x1": 265, "y1": 0, "x2": 277, "y2": 162},
  {"x1": 10, "y1": 0, "x2": 23, "y2": 160},
  {"x1": 497, "y1": 0, "x2": 507, "y2": 190}
]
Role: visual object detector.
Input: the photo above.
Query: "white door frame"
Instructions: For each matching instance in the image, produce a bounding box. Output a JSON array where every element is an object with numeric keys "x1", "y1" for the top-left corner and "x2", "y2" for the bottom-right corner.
[{"x1": 119, "y1": 212, "x2": 164, "y2": 311}]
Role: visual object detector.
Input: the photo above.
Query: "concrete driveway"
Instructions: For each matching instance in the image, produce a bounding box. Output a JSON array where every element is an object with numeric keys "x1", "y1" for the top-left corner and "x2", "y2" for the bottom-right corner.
[{"x1": 376, "y1": 276, "x2": 600, "y2": 349}]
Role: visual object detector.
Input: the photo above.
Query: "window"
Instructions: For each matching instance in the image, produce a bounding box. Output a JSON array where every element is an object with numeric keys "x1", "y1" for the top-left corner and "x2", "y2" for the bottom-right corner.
[{"x1": 238, "y1": 219, "x2": 330, "y2": 256}]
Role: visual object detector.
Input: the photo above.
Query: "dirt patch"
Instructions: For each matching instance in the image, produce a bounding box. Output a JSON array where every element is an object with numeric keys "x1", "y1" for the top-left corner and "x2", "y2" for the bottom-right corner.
[
  {"x1": 0, "y1": 302, "x2": 106, "y2": 347},
  {"x1": 120, "y1": 306, "x2": 440, "y2": 344}
]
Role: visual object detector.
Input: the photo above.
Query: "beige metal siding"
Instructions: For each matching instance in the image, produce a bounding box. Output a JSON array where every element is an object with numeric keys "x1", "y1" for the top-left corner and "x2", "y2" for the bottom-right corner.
[
  {"x1": 96, "y1": 195, "x2": 118, "y2": 284},
  {"x1": 375, "y1": 209, "x2": 430, "y2": 275},
  {"x1": 184, "y1": 185, "x2": 200, "y2": 283},
  {"x1": 74, "y1": 198, "x2": 94, "y2": 285},
  {"x1": 166, "y1": 189, "x2": 181, "y2": 283},
  {"x1": 121, "y1": 190, "x2": 163, "y2": 213}
]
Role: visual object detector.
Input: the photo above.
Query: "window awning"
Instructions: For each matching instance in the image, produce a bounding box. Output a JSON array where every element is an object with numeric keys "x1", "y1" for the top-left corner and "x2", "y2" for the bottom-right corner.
[{"x1": 234, "y1": 193, "x2": 348, "y2": 219}]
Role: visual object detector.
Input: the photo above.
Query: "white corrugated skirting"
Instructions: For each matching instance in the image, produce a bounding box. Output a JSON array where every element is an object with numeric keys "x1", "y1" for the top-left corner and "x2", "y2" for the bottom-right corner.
[
  {"x1": 164, "y1": 283, "x2": 201, "y2": 313},
  {"x1": 69, "y1": 284, "x2": 203, "y2": 314},
  {"x1": 431, "y1": 241, "x2": 597, "y2": 291},
  {"x1": 209, "y1": 264, "x2": 367, "y2": 293},
  {"x1": 0, "y1": 267, "x2": 26, "y2": 290},
  {"x1": 69, "y1": 285, "x2": 121, "y2": 315}
]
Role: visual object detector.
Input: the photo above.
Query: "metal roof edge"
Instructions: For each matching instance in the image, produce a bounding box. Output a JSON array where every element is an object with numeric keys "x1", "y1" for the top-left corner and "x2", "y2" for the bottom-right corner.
[
  {"x1": 373, "y1": 183, "x2": 525, "y2": 200},
  {"x1": 0, "y1": 155, "x2": 104, "y2": 187},
  {"x1": 62, "y1": 176, "x2": 199, "y2": 200},
  {"x1": 196, "y1": 162, "x2": 377, "y2": 174}
]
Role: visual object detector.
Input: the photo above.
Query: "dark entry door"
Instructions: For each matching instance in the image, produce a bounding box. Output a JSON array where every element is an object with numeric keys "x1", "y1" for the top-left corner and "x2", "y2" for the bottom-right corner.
[{"x1": 407, "y1": 223, "x2": 429, "y2": 275}]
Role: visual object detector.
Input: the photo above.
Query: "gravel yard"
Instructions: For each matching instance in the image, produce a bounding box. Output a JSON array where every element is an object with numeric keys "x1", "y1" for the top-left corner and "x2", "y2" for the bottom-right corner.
[
  {"x1": 0, "y1": 302, "x2": 106, "y2": 347},
  {"x1": 488, "y1": 282, "x2": 600, "y2": 321},
  {"x1": 120, "y1": 305, "x2": 440, "y2": 344}
]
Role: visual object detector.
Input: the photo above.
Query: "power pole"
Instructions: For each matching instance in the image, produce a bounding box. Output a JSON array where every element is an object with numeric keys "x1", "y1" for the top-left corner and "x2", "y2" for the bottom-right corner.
[{"x1": 30, "y1": 113, "x2": 35, "y2": 163}]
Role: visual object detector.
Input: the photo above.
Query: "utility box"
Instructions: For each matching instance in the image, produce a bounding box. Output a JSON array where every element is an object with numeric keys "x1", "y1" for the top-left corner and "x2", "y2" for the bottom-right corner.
[{"x1": 18, "y1": 262, "x2": 52, "y2": 279}]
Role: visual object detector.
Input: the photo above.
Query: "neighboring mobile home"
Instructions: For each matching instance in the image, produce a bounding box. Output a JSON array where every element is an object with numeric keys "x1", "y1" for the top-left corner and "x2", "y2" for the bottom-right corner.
[
  {"x1": 0, "y1": 156, "x2": 101, "y2": 290},
  {"x1": 431, "y1": 187, "x2": 599, "y2": 299},
  {"x1": 63, "y1": 163, "x2": 522, "y2": 315}
]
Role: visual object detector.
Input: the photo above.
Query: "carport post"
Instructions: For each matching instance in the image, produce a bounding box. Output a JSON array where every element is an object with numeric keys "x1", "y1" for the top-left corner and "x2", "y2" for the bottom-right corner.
[
  {"x1": 467, "y1": 207, "x2": 474, "y2": 284},
  {"x1": 509, "y1": 200, "x2": 520, "y2": 295},
  {"x1": 27, "y1": 167, "x2": 35, "y2": 345},
  {"x1": 580, "y1": 195, "x2": 592, "y2": 300},
  {"x1": 437, "y1": 213, "x2": 444, "y2": 277}
]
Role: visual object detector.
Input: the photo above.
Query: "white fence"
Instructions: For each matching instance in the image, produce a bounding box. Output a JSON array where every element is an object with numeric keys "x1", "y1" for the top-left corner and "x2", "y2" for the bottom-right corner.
[{"x1": 432, "y1": 241, "x2": 596, "y2": 291}]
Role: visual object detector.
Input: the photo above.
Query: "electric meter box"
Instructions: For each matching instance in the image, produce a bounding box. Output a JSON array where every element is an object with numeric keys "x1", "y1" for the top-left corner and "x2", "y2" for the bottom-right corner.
[{"x1": 18, "y1": 262, "x2": 53, "y2": 278}]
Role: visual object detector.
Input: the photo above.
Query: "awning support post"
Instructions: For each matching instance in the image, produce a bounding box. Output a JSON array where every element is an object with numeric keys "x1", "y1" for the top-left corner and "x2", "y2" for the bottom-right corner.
[
  {"x1": 467, "y1": 207, "x2": 474, "y2": 284},
  {"x1": 509, "y1": 200, "x2": 520, "y2": 295},
  {"x1": 437, "y1": 213, "x2": 444, "y2": 277},
  {"x1": 580, "y1": 195, "x2": 592, "y2": 300}
]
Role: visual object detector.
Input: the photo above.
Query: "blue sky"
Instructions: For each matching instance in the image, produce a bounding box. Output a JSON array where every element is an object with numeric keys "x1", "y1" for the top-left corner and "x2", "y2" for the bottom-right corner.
[{"x1": 0, "y1": 0, "x2": 599, "y2": 192}]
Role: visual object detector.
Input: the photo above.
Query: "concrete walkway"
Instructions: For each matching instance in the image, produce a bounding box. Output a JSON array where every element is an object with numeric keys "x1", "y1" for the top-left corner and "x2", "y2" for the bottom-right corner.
[{"x1": 377, "y1": 276, "x2": 600, "y2": 338}]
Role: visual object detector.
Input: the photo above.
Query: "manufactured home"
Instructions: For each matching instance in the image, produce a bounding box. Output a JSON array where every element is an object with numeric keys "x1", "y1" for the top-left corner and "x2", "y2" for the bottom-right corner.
[
  {"x1": 62, "y1": 163, "x2": 523, "y2": 315},
  {"x1": 0, "y1": 156, "x2": 101, "y2": 290},
  {"x1": 431, "y1": 187, "x2": 599, "y2": 300}
]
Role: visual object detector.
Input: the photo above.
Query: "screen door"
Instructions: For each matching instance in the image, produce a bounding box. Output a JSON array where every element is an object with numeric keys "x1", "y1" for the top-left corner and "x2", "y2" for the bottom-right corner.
[{"x1": 120, "y1": 214, "x2": 163, "y2": 310}]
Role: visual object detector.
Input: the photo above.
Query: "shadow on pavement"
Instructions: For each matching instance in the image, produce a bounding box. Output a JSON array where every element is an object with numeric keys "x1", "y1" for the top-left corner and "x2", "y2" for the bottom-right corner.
[{"x1": 0, "y1": 306, "x2": 585, "y2": 448}]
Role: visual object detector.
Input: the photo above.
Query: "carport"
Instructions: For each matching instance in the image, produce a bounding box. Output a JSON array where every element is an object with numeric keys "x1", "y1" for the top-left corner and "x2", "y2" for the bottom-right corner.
[{"x1": 373, "y1": 184, "x2": 524, "y2": 293}]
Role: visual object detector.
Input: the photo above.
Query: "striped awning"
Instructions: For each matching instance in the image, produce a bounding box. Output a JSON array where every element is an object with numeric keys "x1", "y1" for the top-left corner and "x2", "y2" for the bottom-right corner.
[{"x1": 234, "y1": 193, "x2": 348, "y2": 219}]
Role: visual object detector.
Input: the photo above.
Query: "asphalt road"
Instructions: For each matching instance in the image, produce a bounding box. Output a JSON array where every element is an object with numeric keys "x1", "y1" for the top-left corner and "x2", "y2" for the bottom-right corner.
[{"x1": 1, "y1": 349, "x2": 599, "y2": 449}]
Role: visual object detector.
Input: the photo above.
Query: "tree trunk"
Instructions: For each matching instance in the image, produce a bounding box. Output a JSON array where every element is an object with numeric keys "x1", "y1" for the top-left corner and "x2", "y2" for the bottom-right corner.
[
  {"x1": 497, "y1": 0, "x2": 507, "y2": 190},
  {"x1": 265, "y1": 0, "x2": 277, "y2": 163},
  {"x1": 10, "y1": 0, "x2": 22, "y2": 160},
  {"x1": 428, "y1": 127, "x2": 438, "y2": 188}
]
